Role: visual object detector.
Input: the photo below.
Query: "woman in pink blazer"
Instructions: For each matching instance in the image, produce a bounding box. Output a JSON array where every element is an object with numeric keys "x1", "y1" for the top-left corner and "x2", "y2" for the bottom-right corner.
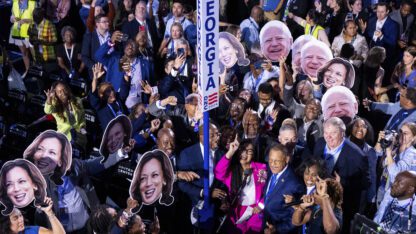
[{"x1": 215, "y1": 137, "x2": 267, "y2": 233}]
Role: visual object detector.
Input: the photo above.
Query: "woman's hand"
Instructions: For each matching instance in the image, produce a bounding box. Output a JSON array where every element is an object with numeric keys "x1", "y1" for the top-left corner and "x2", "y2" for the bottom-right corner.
[
  {"x1": 300, "y1": 194, "x2": 315, "y2": 209},
  {"x1": 44, "y1": 88, "x2": 55, "y2": 104},
  {"x1": 38, "y1": 197, "x2": 54, "y2": 217},
  {"x1": 150, "y1": 216, "x2": 160, "y2": 234},
  {"x1": 92, "y1": 63, "x2": 105, "y2": 80},
  {"x1": 126, "y1": 197, "x2": 139, "y2": 211},
  {"x1": 160, "y1": 96, "x2": 177, "y2": 107},
  {"x1": 122, "y1": 139, "x2": 136, "y2": 154},
  {"x1": 252, "y1": 206, "x2": 262, "y2": 214},
  {"x1": 174, "y1": 54, "x2": 186, "y2": 70},
  {"x1": 262, "y1": 60, "x2": 273, "y2": 72},
  {"x1": 316, "y1": 176, "x2": 328, "y2": 196},
  {"x1": 225, "y1": 135, "x2": 239, "y2": 159},
  {"x1": 140, "y1": 80, "x2": 152, "y2": 94},
  {"x1": 111, "y1": 31, "x2": 124, "y2": 44},
  {"x1": 283, "y1": 194, "x2": 294, "y2": 204}
]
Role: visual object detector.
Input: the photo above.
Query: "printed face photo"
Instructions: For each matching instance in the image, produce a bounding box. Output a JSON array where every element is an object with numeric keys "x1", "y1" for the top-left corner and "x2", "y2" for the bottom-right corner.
[{"x1": 260, "y1": 22, "x2": 292, "y2": 62}]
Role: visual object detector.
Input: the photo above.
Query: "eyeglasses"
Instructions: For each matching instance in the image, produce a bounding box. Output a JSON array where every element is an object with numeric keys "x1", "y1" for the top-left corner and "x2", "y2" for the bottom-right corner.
[{"x1": 243, "y1": 149, "x2": 254, "y2": 154}]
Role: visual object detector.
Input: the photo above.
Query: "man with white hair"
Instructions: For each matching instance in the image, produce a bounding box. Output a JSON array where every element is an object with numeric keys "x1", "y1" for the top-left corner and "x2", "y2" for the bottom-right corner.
[
  {"x1": 300, "y1": 40, "x2": 333, "y2": 78},
  {"x1": 321, "y1": 85, "x2": 358, "y2": 123},
  {"x1": 259, "y1": 20, "x2": 293, "y2": 62},
  {"x1": 313, "y1": 117, "x2": 370, "y2": 234},
  {"x1": 291, "y1": 35, "x2": 316, "y2": 75}
]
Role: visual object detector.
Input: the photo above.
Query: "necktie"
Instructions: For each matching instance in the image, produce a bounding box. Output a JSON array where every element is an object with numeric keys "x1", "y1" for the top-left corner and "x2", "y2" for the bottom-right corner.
[
  {"x1": 325, "y1": 153, "x2": 335, "y2": 173},
  {"x1": 266, "y1": 174, "x2": 277, "y2": 201},
  {"x1": 387, "y1": 110, "x2": 408, "y2": 131},
  {"x1": 381, "y1": 199, "x2": 409, "y2": 230}
]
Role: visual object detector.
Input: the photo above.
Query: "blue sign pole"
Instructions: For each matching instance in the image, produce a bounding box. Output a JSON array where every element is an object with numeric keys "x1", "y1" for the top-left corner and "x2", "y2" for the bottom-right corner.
[{"x1": 203, "y1": 112, "x2": 210, "y2": 205}]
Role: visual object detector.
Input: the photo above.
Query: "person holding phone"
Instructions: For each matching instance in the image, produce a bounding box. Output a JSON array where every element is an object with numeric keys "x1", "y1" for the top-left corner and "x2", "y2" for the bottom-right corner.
[{"x1": 158, "y1": 22, "x2": 184, "y2": 58}]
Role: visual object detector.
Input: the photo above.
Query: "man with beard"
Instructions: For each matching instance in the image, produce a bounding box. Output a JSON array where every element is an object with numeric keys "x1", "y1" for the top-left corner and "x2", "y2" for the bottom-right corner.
[
  {"x1": 313, "y1": 117, "x2": 370, "y2": 233},
  {"x1": 374, "y1": 171, "x2": 416, "y2": 233}
]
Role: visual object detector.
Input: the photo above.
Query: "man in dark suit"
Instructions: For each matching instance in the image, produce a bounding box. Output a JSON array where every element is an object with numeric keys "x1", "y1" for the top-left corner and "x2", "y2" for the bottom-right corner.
[
  {"x1": 177, "y1": 123, "x2": 226, "y2": 232},
  {"x1": 148, "y1": 94, "x2": 201, "y2": 152},
  {"x1": 122, "y1": 1, "x2": 159, "y2": 51},
  {"x1": 313, "y1": 117, "x2": 370, "y2": 234},
  {"x1": 81, "y1": 14, "x2": 111, "y2": 80},
  {"x1": 256, "y1": 144, "x2": 304, "y2": 233},
  {"x1": 364, "y1": 2, "x2": 399, "y2": 78}
]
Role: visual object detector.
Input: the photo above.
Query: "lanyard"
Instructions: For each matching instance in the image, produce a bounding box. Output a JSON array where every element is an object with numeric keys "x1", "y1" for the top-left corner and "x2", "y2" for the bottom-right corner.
[
  {"x1": 250, "y1": 72, "x2": 263, "y2": 93},
  {"x1": 249, "y1": 18, "x2": 259, "y2": 32},
  {"x1": 64, "y1": 44, "x2": 74, "y2": 69},
  {"x1": 107, "y1": 102, "x2": 122, "y2": 117}
]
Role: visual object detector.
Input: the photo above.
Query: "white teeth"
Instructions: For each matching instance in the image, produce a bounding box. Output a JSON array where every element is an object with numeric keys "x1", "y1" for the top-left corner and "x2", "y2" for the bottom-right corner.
[{"x1": 15, "y1": 194, "x2": 25, "y2": 201}]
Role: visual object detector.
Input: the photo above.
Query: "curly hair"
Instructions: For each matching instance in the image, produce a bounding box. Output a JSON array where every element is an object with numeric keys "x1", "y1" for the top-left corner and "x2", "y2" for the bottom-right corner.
[
  {"x1": 130, "y1": 150, "x2": 174, "y2": 213},
  {"x1": 23, "y1": 130, "x2": 72, "y2": 185},
  {"x1": 0, "y1": 159, "x2": 47, "y2": 216},
  {"x1": 295, "y1": 157, "x2": 328, "y2": 180},
  {"x1": 326, "y1": 178, "x2": 343, "y2": 209}
]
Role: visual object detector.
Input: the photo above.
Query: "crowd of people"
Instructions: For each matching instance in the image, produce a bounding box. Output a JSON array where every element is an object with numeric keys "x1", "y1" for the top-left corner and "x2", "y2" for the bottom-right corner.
[{"x1": 1, "y1": 0, "x2": 416, "y2": 233}]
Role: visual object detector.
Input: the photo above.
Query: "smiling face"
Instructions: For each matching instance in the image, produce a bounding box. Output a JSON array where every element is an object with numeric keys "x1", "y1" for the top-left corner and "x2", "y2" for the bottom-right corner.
[
  {"x1": 268, "y1": 149, "x2": 289, "y2": 174},
  {"x1": 106, "y1": 122, "x2": 125, "y2": 154},
  {"x1": 240, "y1": 144, "x2": 254, "y2": 165},
  {"x1": 303, "y1": 165, "x2": 319, "y2": 187},
  {"x1": 376, "y1": 5, "x2": 389, "y2": 21},
  {"x1": 243, "y1": 114, "x2": 259, "y2": 139},
  {"x1": 157, "y1": 133, "x2": 175, "y2": 157},
  {"x1": 63, "y1": 30, "x2": 74, "y2": 44},
  {"x1": 262, "y1": 27, "x2": 291, "y2": 61},
  {"x1": 5, "y1": 167, "x2": 36, "y2": 208},
  {"x1": 399, "y1": 125, "x2": 415, "y2": 147},
  {"x1": 352, "y1": 119, "x2": 368, "y2": 140},
  {"x1": 323, "y1": 63, "x2": 347, "y2": 88},
  {"x1": 304, "y1": 101, "x2": 321, "y2": 121},
  {"x1": 135, "y1": 2, "x2": 146, "y2": 20},
  {"x1": 9, "y1": 209, "x2": 25, "y2": 233},
  {"x1": 135, "y1": 31, "x2": 147, "y2": 47},
  {"x1": 323, "y1": 92, "x2": 357, "y2": 120},
  {"x1": 219, "y1": 38, "x2": 238, "y2": 68},
  {"x1": 230, "y1": 99, "x2": 245, "y2": 119},
  {"x1": 351, "y1": 0, "x2": 362, "y2": 13},
  {"x1": 301, "y1": 46, "x2": 330, "y2": 77},
  {"x1": 171, "y1": 25, "x2": 182, "y2": 39},
  {"x1": 323, "y1": 123, "x2": 344, "y2": 149},
  {"x1": 55, "y1": 83, "x2": 69, "y2": 104},
  {"x1": 33, "y1": 137, "x2": 62, "y2": 174},
  {"x1": 403, "y1": 51, "x2": 416, "y2": 66},
  {"x1": 139, "y1": 158, "x2": 164, "y2": 204}
]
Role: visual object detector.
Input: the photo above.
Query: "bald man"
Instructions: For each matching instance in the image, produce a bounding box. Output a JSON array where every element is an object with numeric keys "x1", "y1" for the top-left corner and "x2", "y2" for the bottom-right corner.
[
  {"x1": 240, "y1": 6, "x2": 264, "y2": 49},
  {"x1": 374, "y1": 171, "x2": 416, "y2": 233}
]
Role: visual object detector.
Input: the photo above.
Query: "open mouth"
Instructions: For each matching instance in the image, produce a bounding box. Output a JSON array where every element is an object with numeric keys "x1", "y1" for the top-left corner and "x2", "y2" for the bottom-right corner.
[
  {"x1": 223, "y1": 56, "x2": 232, "y2": 65},
  {"x1": 144, "y1": 188, "x2": 155, "y2": 200},
  {"x1": 268, "y1": 47, "x2": 283, "y2": 55},
  {"x1": 14, "y1": 193, "x2": 26, "y2": 203},
  {"x1": 306, "y1": 180, "x2": 314, "y2": 186}
]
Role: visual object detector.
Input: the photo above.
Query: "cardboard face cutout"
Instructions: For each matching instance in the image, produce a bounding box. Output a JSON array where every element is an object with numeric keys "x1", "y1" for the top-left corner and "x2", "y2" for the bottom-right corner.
[
  {"x1": 218, "y1": 32, "x2": 250, "y2": 73},
  {"x1": 0, "y1": 159, "x2": 47, "y2": 216},
  {"x1": 321, "y1": 86, "x2": 358, "y2": 123},
  {"x1": 300, "y1": 40, "x2": 333, "y2": 78},
  {"x1": 99, "y1": 115, "x2": 133, "y2": 163},
  {"x1": 129, "y1": 150, "x2": 175, "y2": 213},
  {"x1": 260, "y1": 20, "x2": 293, "y2": 62},
  {"x1": 291, "y1": 35, "x2": 316, "y2": 74},
  {"x1": 317, "y1": 58, "x2": 356, "y2": 89},
  {"x1": 23, "y1": 130, "x2": 72, "y2": 186}
]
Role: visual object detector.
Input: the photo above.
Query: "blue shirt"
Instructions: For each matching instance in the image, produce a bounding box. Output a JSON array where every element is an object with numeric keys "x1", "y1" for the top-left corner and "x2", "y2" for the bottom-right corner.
[
  {"x1": 164, "y1": 16, "x2": 192, "y2": 38},
  {"x1": 240, "y1": 17, "x2": 260, "y2": 49},
  {"x1": 262, "y1": 0, "x2": 283, "y2": 12}
]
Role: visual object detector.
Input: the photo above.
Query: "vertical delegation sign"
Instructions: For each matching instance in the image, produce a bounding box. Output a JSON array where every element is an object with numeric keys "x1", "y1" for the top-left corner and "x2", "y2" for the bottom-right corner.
[{"x1": 197, "y1": 0, "x2": 219, "y2": 112}]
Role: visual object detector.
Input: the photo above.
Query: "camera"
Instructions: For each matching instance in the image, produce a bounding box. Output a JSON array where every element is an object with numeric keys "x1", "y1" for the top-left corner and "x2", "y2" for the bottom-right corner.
[{"x1": 380, "y1": 130, "x2": 397, "y2": 149}]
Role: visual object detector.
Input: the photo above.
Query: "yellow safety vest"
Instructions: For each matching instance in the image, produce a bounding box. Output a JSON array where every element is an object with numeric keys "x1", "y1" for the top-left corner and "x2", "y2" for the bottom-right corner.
[
  {"x1": 11, "y1": 0, "x2": 36, "y2": 39},
  {"x1": 305, "y1": 24, "x2": 325, "y2": 39}
]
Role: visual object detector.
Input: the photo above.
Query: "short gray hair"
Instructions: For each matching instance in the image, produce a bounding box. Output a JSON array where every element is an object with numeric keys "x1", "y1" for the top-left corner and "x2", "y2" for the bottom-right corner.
[
  {"x1": 185, "y1": 93, "x2": 199, "y2": 104},
  {"x1": 321, "y1": 85, "x2": 357, "y2": 113},
  {"x1": 324, "y1": 117, "x2": 346, "y2": 134}
]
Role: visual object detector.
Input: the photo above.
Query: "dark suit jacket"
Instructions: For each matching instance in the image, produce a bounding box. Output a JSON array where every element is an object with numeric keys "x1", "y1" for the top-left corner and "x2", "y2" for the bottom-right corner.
[
  {"x1": 177, "y1": 143, "x2": 222, "y2": 206},
  {"x1": 365, "y1": 16, "x2": 399, "y2": 57},
  {"x1": 263, "y1": 167, "x2": 304, "y2": 233},
  {"x1": 81, "y1": 30, "x2": 105, "y2": 79},
  {"x1": 313, "y1": 138, "x2": 370, "y2": 233},
  {"x1": 148, "y1": 102, "x2": 199, "y2": 152},
  {"x1": 122, "y1": 18, "x2": 160, "y2": 50}
]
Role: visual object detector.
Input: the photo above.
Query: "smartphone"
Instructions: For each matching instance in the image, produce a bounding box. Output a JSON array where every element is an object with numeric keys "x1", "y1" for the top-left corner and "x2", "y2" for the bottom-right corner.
[
  {"x1": 121, "y1": 33, "x2": 129, "y2": 42},
  {"x1": 177, "y1": 48, "x2": 185, "y2": 57}
]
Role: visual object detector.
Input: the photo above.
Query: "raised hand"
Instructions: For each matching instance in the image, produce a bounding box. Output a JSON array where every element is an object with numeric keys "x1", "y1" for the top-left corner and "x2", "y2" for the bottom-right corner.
[
  {"x1": 261, "y1": 60, "x2": 273, "y2": 72},
  {"x1": 226, "y1": 135, "x2": 240, "y2": 159},
  {"x1": 140, "y1": 80, "x2": 152, "y2": 94},
  {"x1": 92, "y1": 63, "x2": 105, "y2": 80},
  {"x1": 174, "y1": 54, "x2": 186, "y2": 69},
  {"x1": 37, "y1": 197, "x2": 54, "y2": 216},
  {"x1": 300, "y1": 194, "x2": 315, "y2": 209},
  {"x1": 316, "y1": 176, "x2": 328, "y2": 196},
  {"x1": 150, "y1": 215, "x2": 160, "y2": 234},
  {"x1": 177, "y1": 171, "x2": 200, "y2": 181},
  {"x1": 161, "y1": 96, "x2": 178, "y2": 106},
  {"x1": 150, "y1": 119, "x2": 161, "y2": 132},
  {"x1": 44, "y1": 88, "x2": 55, "y2": 104}
]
